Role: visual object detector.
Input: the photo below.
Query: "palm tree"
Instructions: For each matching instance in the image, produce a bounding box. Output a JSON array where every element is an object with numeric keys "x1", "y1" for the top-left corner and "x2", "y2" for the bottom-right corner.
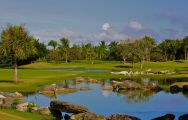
[
  {"x1": 48, "y1": 40, "x2": 58, "y2": 61},
  {"x1": 98, "y1": 41, "x2": 106, "y2": 60},
  {"x1": 59, "y1": 38, "x2": 70, "y2": 63},
  {"x1": 48, "y1": 40, "x2": 58, "y2": 52},
  {"x1": 0, "y1": 25, "x2": 37, "y2": 82}
]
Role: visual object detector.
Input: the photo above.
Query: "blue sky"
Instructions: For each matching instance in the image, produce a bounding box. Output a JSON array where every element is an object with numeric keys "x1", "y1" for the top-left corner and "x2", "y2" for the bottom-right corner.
[{"x1": 0, "y1": 0, "x2": 188, "y2": 44}]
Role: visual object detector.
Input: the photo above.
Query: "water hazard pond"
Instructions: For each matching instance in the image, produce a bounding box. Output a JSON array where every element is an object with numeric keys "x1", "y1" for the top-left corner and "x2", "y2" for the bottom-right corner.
[{"x1": 25, "y1": 79, "x2": 188, "y2": 120}]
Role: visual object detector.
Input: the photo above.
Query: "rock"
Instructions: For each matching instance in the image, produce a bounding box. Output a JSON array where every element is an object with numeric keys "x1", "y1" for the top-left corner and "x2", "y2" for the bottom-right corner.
[
  {"x1": 75, "y1": 77, "x2": 99, "y2": 83},
  {"x1": 43, "y1": 84, "x2": 57, "y2": 91},
  {"x1": 71, "y1": 112, "x2": 97, "y2": 120},
  {"x1": 80, "y1": 87, "x2": 92, "y2": 91},
  {"x1": 56, "y1": 88, "x2": 77, "y2": 94},
  {"x1": 50, "y1": 109, "x2": 63, "y2": 120},
  {"x1": 107, "y1": 114, "x2": 140, "y2": 120},
  {"x1": 11, "y1": 92, "x2": 23, "y2": 97},
  {"x1": 29, "y1": 107, "x2": 38, "y2": 113},
  {"x1": 170, "y1": 85, "x2": 181, "y2": 93},
  {"x1": 3, "y1": 96, "x2": 25, "y2": 108},
  {"x1": 75, "y1": 77, "x2": 86, "y2": 83},
  {"x1": 16, "y1": 102, "x2": 28, "y2": 112},
  {"x1": 0, "y1": 95, "x2": 6, "y2": 105},
  {"x1": 152, "y1": 113, "x2": 175, "y2": 120},
  {"x1": 179, "y1": 113, "x2": 188, "y2": 120},
  {"x1": 64, "y1": 114, "x2": 71, "y2": 120},
  {"x1": 50, "y1": 100, "x2": 90, "y2": 114},
  {"x1": 38, "y1": 107, "x2": 51, "y2": 115},
  {"x1": 112, "y1": 80, "x2": 142, "y2": 91},
  {"x1": 182, "y1": 85, "x2": 188, "y2": 92},
  {"x1": 145, "y1": 82, "x2": 161, "y2": 91}
]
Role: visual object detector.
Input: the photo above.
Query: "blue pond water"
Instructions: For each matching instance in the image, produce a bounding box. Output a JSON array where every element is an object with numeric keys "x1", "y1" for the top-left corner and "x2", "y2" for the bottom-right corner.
[{"x1": 25, "y1": 82, "x2": 188, "y2": 120}]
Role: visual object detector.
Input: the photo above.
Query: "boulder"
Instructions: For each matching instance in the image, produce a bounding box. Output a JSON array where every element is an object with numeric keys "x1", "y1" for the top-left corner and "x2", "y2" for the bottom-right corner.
[
  {"x1": 50, "y1": 100, "x2": 90, "y2": 114},
  {"x1": 11, "y1": 92, "x2": 23, "y2": 97},
  {"x1": 29, "y1": 107, "x2": 38, "y2": 113},
  {"x1": 107, "y1": 114, "x2": 140, "y2": 120},
  {"x1": 56, "y1": 88, "x2": 77, "y2": 94},
  {"x1": 182, "y1": 85, "x2": 188, "y2": 92},
  {"x1": 64, "y1": 114, "x2": 71, "y2": 120},
  {"x1": 80, "y1": 87, "x2": 92, "y2": 91},
  {"x1": 112, "y1": 80, "x2": 142, "y2": 91},
  {"x1": 179, "y1": 113, "x2": 188, "y2": 120},
  {"x1": 16, "y1": 102, "x2": 28, "y2": 112},
  {"x1": 3, "y1": 96, "x2": 25, "y2": 108},
  {"x1": 75, "y1": 77, "x2": 98, "y2": 83},
  {"x1": 71, "y1": 112, "x2": 103, "y2": 120},
  {"x1": 170, "y1": 85, "x2": 181, "y2": 93},
  {"x1": 152, "y1": 113, "x2": 175, "y2": 120},
  {"x1": 50, "y1": 109, "x2": 63, "y2": 120},
  {"x1": 38, "y1": 107, "x2": 51, "y2": 115},
  {"x1": 43, "y1": 84, "x2": 57, "y2": 91}
]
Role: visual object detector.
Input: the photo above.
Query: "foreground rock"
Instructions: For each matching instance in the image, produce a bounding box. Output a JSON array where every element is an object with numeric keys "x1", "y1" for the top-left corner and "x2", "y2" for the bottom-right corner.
[
  {"x1": 152, "y1": 113, "x2": 175, "y2": 120},
  {"x1": 50, "y1": 100, "x2": 90, "y2": 114},
  {"x1": 3, "y1": 92, "x2": 25, "y2": 108},
  {"x1": 38, "y1": 107, "x2": 51, "y2": 115},
  {"x1": 16, "y1": 102, "x2": 28, "y2": 112},
  {"x1": 107, "y1": 114, "x2": 140, "y2": 120},
  {"x1": 179, "y1": 113, "x2": 188, "y2": 120},
  {"x1": 71, "y1": 112, "x2": 106, "y2": 120}
]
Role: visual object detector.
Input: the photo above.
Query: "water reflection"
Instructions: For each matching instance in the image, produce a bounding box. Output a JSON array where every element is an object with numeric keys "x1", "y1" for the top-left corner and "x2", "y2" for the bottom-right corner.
[
  {"x1": 24, "y1": 78, "x2": 188, "y2": 120},
  {"x1": 116, "y1": 90, "x2": 156, "y2": 103}
]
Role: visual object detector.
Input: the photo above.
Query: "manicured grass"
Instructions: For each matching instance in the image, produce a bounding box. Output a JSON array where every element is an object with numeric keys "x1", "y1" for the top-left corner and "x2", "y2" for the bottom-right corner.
[
  {"x1": 0, "y1": 109, "x2": 53, "y2": 120},
  {"x1": 0, "y1": 60, "x2": 188, "y2": 93}
]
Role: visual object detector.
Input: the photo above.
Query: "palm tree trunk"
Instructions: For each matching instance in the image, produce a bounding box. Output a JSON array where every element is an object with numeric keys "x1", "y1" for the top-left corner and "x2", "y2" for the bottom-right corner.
[
  {"x1": 65, "y1": 51, "x2": 68, "y2": 63},
  {"x1": 13, "y1": 57, "x2": 18, "y2": 83},
  {"x1": 185, "y1": 47, "x2": 187, "y2": 60}
]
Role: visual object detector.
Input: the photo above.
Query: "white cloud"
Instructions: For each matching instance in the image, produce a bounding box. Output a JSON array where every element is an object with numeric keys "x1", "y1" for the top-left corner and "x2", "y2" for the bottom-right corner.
[
  {"x1": 33, "y1": 23, "x2": 131, "y2": 45},
  {"x1": 128, "y1": 20, "x2": 143, "y2": 31},
  {"x1": 102, "y1": 22, "x2": 111, "y2": 31}
]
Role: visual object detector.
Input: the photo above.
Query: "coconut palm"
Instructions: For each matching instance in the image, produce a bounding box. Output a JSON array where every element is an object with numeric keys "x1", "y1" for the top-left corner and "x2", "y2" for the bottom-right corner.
[
  {"x1": 59, "y1": 38, "x2": 70, "y2": 63},
  {"x1": 0, "y1": 25, "x2": 37, "y2": 82}
]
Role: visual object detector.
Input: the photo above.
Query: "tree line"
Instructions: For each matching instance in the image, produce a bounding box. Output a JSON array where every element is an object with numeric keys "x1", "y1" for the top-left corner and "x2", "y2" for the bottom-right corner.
[{"x1": 1, "y1": 25, "x2": 188, "y2": 81}]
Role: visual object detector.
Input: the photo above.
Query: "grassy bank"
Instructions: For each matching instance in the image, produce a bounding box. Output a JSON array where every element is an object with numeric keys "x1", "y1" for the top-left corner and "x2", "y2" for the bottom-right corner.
[{"x1": 0, "y1": 109, "x2": 53, "y2": 120}]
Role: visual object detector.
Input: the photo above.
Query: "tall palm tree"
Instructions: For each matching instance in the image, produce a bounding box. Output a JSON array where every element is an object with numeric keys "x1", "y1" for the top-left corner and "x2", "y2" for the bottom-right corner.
[
  {"x1": 98, "y1": 41, "x2": 106, "y2": 60},
  {"x1": 48, "y1": 40, "x2": 58, "y2": 61},
  {"x1": 48, "y1": 40, "x2": 58, "y2": 52},
  {"x1": 1, "y1": 25, "x2": 37, "y2": 83},
  {"x1": 60, "y1": 38, "x2": 70, "y2": 63}
]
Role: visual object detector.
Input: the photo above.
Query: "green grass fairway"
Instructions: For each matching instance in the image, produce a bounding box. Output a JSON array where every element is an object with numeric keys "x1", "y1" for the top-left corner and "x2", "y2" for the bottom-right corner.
[{"x1": 0, "y1": 61, "x2": 188, "y2": 93}]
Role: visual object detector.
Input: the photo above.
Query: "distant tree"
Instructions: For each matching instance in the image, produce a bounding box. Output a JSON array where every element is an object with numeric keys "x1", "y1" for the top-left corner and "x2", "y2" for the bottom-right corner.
[
  {"x1": 142, "y1": 36, "x2": 156, "y2": 61},
  {"x1": 0, "y1": 25, "x2": 37, "y2": 82},
  {"x1": 133, "y1": 40, "x2": 146, "y2": 69},
  {"x1": 158, "y1": 40, "x2": 170, "y2": 61},
  {"x1": 59, "y1": 38, "x2": 70, "y2": 63}
]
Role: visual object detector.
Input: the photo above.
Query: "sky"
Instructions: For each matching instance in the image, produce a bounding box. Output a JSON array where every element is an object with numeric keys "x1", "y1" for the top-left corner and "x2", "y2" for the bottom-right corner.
[{"x1": 0, "y1": 0, "x2": 188, "y2": 45}]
